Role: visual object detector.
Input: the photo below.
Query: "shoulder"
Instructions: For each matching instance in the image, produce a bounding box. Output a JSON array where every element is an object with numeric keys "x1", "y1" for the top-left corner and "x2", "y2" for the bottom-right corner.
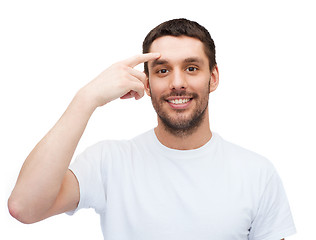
[
  {"x1": 77, "y1": 129, "x2": 153, "y2": 161},
  {"x1": 214, "y1": 133, "x2": 276, "y2": 177}
]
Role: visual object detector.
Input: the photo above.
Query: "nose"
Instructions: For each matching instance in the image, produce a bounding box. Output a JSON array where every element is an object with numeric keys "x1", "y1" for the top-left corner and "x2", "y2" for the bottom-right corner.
[{"x1": 169, "y1": 69, "x2": 188, "y2": 90}]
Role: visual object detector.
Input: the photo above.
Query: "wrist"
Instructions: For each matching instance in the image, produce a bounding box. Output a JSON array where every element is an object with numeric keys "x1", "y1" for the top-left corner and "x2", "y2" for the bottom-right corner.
[{"x1": 73, "y1": 87, "x2": 99, "y2": 115}]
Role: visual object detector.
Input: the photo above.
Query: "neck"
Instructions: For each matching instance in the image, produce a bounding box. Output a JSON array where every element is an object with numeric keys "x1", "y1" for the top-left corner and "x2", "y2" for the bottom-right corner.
[{"x1": 154, "y1": 109, "x2": 212, "y2": 150}]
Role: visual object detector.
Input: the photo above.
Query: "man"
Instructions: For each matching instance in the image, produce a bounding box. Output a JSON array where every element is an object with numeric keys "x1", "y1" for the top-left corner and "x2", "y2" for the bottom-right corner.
[{"x1": 8, "y1": 19, "x2": 295, "y2": 239}]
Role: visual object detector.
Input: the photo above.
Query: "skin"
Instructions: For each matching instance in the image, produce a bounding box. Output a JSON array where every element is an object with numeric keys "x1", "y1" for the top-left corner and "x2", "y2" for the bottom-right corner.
[
  {"x1": 8, "y1": 53, "x2": 160, "y2": 223},
  {"x1": 145, "y1": 36, "x2": 219, "y2": 150},
  {"x1": 7, "y1": 35, "x2": 286, "y2": 240}
]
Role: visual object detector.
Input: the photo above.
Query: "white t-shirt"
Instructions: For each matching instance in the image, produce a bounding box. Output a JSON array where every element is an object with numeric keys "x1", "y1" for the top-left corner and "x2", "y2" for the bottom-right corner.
[{"x1": 68, "y1": 130, "x2": 296, "y2": 240}]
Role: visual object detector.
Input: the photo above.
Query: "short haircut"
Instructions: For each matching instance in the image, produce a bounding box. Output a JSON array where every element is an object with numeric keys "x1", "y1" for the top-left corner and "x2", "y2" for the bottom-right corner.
[{"x1": 142, "y1": 18, "x2": 217, "y2": 75}]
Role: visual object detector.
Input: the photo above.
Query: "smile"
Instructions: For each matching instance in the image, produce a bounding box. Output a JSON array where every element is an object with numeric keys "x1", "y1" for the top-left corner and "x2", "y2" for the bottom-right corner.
[{"x1": 168, "y1": 98, "x2": 191, "y2": 104}]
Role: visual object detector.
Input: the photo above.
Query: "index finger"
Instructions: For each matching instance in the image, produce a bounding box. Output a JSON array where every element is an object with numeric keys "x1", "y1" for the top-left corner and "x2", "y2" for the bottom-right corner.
[{"x1": 124, "y1": 53, "x2": 160, "y2": 68}]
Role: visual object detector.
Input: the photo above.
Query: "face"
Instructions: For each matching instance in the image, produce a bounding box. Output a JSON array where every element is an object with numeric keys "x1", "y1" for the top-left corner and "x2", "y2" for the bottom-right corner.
[{"x1": 145, "y1": 36, "x2": 219, "y2": 136}]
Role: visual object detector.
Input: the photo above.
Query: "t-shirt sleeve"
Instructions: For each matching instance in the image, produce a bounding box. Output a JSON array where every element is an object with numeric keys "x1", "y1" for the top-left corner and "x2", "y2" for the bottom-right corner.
[
  {"x1": 249, "y1": 169, "x2": 296, "y2": 240},
  {"x1": 66, "y1": 142, "x2": 107, "y2": 215}
]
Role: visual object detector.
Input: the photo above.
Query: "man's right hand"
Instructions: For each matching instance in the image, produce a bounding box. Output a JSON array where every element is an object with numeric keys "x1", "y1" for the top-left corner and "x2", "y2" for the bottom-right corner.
[
  {"x1": 81, "y1": 53, "x2": 160, "y2": 108},
  {"x1": 8, "y1": 53, "x2": 160, "y2": 224}
]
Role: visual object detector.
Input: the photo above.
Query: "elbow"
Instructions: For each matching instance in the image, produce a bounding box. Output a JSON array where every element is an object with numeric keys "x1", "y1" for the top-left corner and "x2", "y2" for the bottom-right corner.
[{"x1": 8, "y1": 196, "x2": 38, "y2": 224}]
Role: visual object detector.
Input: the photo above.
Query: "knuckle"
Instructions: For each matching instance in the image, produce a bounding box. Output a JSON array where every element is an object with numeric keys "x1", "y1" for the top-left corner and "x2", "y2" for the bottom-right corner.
[
  {"x1": 116, "y1": 62, "x2": 125, "y2": 70},
  {"x1": 137, "y1": 82, "x2": 145, "y2": 90},
  {"x1": 134, "y1": 54, "x2": 142, "y2": 61},
  {"x1": 140, "y1": 72, "x2": 147, "y2": 81},
  {"x1": 113, "y1": 61, "x2": 126, "y2": 70}
]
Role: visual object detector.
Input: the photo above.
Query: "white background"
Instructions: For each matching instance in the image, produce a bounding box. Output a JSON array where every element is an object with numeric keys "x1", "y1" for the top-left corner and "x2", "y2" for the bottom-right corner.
[{"x1": 1, "y1": 0, "x2": 315, "y2": 239}]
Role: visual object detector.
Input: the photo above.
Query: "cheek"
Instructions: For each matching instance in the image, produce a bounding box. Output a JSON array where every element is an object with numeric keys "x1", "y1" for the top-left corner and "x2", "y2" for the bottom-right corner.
[
  {"x1": 188, "y1": 77, "x2": 210, "y2": 92},
  {"x1": 148, "y1": 77, "x2": 167, "y2": 95}
]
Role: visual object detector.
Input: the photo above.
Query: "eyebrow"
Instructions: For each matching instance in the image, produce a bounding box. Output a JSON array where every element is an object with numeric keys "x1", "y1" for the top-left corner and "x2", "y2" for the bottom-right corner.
[
  {"x1": 150, "y1": 59, "x2": 168, "y2": 68},
  {"x1": 184, "y1": 57, "x2": 204, "y2": 64},
  {"x1": 150, "y1": 57, "x2": 204, "y2": 68}
]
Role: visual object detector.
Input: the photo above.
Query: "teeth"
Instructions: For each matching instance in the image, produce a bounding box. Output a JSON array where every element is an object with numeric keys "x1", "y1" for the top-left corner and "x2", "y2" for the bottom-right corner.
[{"x1": 168, "y1": 98, "x2": 190, "y2": 104}]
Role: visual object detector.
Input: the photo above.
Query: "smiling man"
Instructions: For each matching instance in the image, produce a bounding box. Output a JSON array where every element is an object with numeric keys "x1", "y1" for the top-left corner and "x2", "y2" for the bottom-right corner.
[
  {"x1": 148, "y1": 36, "x2": 214, "y2": 140},
  {"x1": 9, "y1": 19, "x2": 296, "y2": 240},
  {"x1": 147, "y1": 35, "x2": 217, "y2": 148}
]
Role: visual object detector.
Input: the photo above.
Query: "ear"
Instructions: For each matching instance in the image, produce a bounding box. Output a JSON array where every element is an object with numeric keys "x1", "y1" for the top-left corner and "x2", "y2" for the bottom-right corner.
[
  {"x1": 209, "y1": 65, "x2": 219, "y2": 93},
  {"x1": 144, "y1": 73, "x2": 151, "y2": 96}
]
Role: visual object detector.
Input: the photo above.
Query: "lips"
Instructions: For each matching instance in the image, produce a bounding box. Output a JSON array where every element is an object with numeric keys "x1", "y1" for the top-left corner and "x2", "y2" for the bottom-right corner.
[{"x1": 164, "y1": 96, "x2": 193, "y2": 109}]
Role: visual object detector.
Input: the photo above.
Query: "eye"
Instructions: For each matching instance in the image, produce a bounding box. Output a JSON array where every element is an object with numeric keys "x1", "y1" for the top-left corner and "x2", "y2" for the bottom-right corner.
[
  {"x1": 186, "y1": 66, "x2": 198, "y2": 72},
  {"x1": 157, "y1": 69, "x2": 169, "y2": 74}
]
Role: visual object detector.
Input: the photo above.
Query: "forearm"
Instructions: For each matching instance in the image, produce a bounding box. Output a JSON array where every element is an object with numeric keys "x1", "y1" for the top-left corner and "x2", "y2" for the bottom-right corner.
[
  {"x1": 9, "y1": 89, "x2": 95, "y2": 222},
  {"x1": 8, "y1": 53, "x2": 160, "y2": 223}
]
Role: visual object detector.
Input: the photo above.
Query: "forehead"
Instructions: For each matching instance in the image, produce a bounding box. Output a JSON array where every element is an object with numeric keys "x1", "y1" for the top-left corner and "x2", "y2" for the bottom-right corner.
[{"x1": 149, "y1": 36, "x2": 208, "y2": 64}]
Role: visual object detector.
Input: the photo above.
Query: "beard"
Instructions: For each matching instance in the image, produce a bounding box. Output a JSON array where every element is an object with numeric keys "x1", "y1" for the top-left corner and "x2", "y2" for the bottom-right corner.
[{"x1": 150, "y1": 84, "x2": 210, "y2": 137}]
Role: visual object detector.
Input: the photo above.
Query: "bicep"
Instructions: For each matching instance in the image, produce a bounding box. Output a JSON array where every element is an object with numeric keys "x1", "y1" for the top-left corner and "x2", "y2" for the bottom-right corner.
[{"x1": 44, "y1": 170, "x2": 80, "y2": 218}]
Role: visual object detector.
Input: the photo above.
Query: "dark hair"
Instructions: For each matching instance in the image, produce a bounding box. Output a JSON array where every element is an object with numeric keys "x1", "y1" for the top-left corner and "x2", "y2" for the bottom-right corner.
[{"x1": 142, "y1": 18, "x2": 216, "y2": 75}]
